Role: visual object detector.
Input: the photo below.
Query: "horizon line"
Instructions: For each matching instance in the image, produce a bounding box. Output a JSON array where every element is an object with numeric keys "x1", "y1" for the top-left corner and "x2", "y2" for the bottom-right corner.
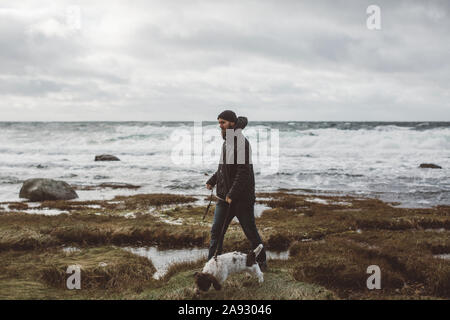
[{"x1": 0, "y1": 120, "x2": 449, "y2": 123}]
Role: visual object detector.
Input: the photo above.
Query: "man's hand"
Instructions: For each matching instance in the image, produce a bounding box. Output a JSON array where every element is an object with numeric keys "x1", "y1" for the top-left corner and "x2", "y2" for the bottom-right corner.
[
  {"x1": 206, "y1": 184, "x2": 213, "y2": 190},
  {"x1": 226, "y1": 196, "x2": 232, "y2": 204}
]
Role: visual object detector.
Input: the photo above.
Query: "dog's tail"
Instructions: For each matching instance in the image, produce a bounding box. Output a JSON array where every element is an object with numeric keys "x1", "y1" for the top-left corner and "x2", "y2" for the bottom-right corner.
[{"x1": 253, "y1": 244, "x2": 263, "y2": 257}]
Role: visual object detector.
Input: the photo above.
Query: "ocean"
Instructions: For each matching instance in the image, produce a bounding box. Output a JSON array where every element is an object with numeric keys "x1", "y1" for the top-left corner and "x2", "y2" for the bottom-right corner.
[{"x1": 0, "y1": 121, "x2": 449, "y2": 208}]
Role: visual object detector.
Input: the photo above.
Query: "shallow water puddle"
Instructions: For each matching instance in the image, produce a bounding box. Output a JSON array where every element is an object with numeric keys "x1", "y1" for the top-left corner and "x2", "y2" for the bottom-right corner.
[
  {"x1": 147, "y1": 207, "x2": 184, "y2": 225},
  {"x1": 60, "y1": 245, "x2": 289, "y2": 279},
  {"x1": 425, "y1": 228, "x2": 448, "y2": 233},
  {"x1": 124, "y1": 246, "x2": 208, "y2": 279},
  {"x1": 26, "y1": 202, "x2": 41, "y2": 208},
  {"x1": 124, "y1": 246, "x2": 290, "y2": 279},
  {"x1": 1, "y1": 206, "x2": 69, "y2": 215},
  {"x1": 0, "y1": 201, "x2": 71, "y2": 215},
  {"x1": 25, "y1": 208, "x2": 69, "y2": 215},
  {"x1": 265, "y1": 250, "x2": 290, "y2": 260},
  {"x1": 254, "y1": 203, "x2": 271, "y2": 218},
  {"x1": 433, "y1": 254, "x2": 450, "y2": 260},
  {"x1": 62, "y1": 246, "x2": 81, "y2": 253},
  {"x1": 305, "y1": 198, "x2": 351, "y2": 206},
  {"x1": 84, "y1": 204, "x2": 102, "y2": 209},
  {"x1": 123, "y1": 212, "x2": 136, "y2": 219},
  {"x1": 305, "y1": 198, "x2": 329, "y2": 205}
]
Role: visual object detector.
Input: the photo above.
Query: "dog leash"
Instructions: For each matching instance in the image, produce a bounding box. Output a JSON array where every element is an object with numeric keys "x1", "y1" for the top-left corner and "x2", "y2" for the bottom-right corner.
[
  {"x1": 202, "y1": 182, "x2": 232, "y2": 260},
  {"x1": 202, "y1": 188, "x2": 214, "y2": 221},
  {"x1": 213, "y1": 201, "x2": 233, "y2": 260}
]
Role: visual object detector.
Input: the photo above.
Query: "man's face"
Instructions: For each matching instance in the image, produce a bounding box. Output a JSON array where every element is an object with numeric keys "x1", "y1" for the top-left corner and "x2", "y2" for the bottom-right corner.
[
  {"x1": 218, "y1": 118, "x2": 235, "y2": 139},
  {"x1": 218, "y1": 118, "x2": 234, "y2": 130}
]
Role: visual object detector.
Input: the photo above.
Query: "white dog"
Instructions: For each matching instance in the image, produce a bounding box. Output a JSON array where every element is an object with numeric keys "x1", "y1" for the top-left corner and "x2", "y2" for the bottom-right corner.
[{"x1": 194, "y1": 244, "x2": 264, "y2": 292}]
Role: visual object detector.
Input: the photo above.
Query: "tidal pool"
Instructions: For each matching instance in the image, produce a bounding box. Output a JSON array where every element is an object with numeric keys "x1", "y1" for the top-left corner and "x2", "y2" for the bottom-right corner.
[{"x1": 124, "y1": 246, "x2": 289, "y2": 279}]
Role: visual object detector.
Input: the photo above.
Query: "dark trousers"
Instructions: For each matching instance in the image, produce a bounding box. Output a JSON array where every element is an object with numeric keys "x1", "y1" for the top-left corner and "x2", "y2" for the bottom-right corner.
[{"x1": 207, "y1": 200, "x2": 267, "y2": 263}]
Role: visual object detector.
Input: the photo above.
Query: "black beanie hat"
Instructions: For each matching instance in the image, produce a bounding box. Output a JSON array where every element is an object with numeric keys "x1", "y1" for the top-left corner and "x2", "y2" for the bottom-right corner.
[{"x1": 217, "y1": 110, "x2": 237, "y2": 123}]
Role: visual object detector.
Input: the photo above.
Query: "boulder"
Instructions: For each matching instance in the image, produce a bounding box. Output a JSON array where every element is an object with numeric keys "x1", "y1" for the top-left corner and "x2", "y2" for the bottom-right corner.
[
  {"x1": 19, "y1": 178, "x2": 79, "y2": 201},
  {"x1": 419, "y1": 163, "x2": 442, "y2": 169},
  {"x1": 95, "y1": 154, "x2": 120, "y2": 161}
]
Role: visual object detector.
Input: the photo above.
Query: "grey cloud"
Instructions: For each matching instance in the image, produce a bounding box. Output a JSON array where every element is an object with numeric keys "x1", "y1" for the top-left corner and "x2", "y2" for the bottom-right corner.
[
  {"x1": 0, "y1": 78, "x2": 62, "y2": 96},
  {"x1": 129, "y1": 0, "x2": 449, "y2": 75},
  {"x1": 0, "y1": 0, "x2": 448, "y2": 121}
]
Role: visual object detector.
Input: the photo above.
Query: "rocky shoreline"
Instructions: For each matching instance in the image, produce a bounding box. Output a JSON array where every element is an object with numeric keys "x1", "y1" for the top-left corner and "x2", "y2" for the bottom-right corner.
[{"x1": 0, "y1": 191, "x2": 449, "y2": 299}]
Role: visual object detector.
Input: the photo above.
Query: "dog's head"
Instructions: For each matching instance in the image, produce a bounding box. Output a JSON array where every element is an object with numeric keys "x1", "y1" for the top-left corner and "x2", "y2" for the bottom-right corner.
[{"x1": 194, "y1": 272, "x2": 222, "y2": 292}]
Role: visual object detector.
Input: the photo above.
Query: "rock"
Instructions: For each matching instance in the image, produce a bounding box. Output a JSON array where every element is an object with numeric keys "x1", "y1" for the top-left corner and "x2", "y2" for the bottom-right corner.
[
  {"x1": 98, "y1": 182, "x2": 140, "y2": 189},
  {"x1": 419, "y1": 163, "x2": 442, "y2": 169},
  {"x1": 93, "y1": 175, "x2": 109, "y2": 180},
  {"x1": 72, "y1": 183, "x2": 140, "y2": 190},
  {"x1": 19, "y1": 178, "x2": 79, "y2": 201},
  {"x1": 95, "y1": 154, "x2": 120, "y2": 161}
]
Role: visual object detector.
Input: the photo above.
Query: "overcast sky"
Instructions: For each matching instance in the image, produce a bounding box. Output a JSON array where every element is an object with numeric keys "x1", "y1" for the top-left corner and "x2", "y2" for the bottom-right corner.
[{"x1": 0, "y1": 0, "x2": 449, "y2": 121}]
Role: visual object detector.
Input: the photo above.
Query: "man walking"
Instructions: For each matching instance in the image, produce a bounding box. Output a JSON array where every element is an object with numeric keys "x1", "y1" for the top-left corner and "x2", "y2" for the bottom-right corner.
[{"x1": 206, "y1": 110, "x2": 267, "y2": 271}]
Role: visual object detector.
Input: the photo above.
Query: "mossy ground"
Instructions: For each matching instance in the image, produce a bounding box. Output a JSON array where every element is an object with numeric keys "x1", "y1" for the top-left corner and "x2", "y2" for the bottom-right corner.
[
  {"x1": 0, "y1": 192, "x2": 449, "y2": 299},
  {"x1": 0, "y1": 247, "x2": 335, "y2": 300}
]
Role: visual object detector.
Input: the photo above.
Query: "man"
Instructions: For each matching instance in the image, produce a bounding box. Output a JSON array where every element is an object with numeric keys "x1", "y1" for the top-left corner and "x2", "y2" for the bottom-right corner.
[{"x1": 205, "y1": 109, "x2": 267, "y2": 271}]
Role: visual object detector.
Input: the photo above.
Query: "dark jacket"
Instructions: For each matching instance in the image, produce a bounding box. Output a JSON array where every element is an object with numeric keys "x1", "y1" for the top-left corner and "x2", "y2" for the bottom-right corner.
[{"x1": 206, "y1": 116, "x2": 256, "y2": 204}]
